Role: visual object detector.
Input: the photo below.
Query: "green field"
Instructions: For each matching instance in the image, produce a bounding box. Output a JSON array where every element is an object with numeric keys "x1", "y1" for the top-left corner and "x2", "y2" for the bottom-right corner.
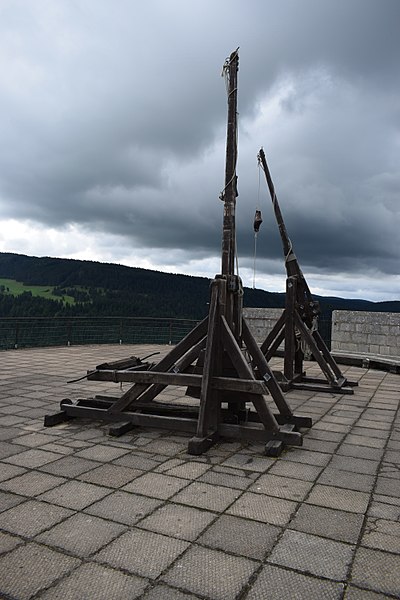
[{"x1": 0, "y1": 278, "x2": 75, "y2": 305}]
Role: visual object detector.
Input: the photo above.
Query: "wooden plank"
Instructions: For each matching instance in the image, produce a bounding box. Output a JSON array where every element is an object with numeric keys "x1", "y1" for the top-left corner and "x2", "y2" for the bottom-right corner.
[
  {"x1": 312, "y1": 329, "x2": 349, "y2": 382},
  {"x1": 242, "y1": 318, "x2": 293, "y2": 418},
  {"x1": 85, "y1": 370, "x2": 266, "y2": 394},
  {"x1": 108, "y1": 316, "x2": 209, "y2": 413},
  {"x1": 264, "y1": 328, "x2": 285, "y2": 362},
  {"x1": 284, "y1": 276, "x2": 296, "y2": 381},
  {"x1": 61, "y1": 402, "x2": 199, "y2": 432},
  {"x1": 294, "y1": 311, "x2": 337, "y2": 385},
  {"x1": 221, "y1": 316, "x2": 281, "y2": 432},
  {"x1": 195, "y1": 280, "x2": 221, "y2": 438},
  {"x1": 260, "y1": 310, "x2": 285, "y2": 355}
]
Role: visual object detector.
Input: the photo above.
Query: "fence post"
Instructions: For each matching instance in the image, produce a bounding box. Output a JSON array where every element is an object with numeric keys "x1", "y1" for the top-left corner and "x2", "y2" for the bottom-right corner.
[
  {"x1": 67, "y1": 320, "x2": 72, "y2": 346},
  {"x1": 119, "y1": 319, "x2": 123, "y2": 345},
  {"x1": 14, "y1": 321, "x2": 19, "y2": 349}
]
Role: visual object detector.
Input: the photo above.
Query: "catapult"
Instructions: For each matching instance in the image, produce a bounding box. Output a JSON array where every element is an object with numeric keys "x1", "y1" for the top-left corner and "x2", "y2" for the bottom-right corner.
[
  {"x1": 257, "y1": 148, "x2": 357, "y2": 394},
  {"x1": 44, "y1": 49, "x2": 312, "y2": 456}
]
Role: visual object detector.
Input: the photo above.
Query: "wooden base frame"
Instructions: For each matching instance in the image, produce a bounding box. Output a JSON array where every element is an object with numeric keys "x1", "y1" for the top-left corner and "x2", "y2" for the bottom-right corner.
[
  {"x1": 261, "y1": 276, "x2": 357, "y2": 394},
  {"x1": 45, "y1": 276, "x2": 312, "y2": 456}
]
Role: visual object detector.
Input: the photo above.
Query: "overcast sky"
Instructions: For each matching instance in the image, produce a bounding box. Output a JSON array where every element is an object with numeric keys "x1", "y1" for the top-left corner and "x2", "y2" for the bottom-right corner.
[{"x1": 0, "y1": 0, "x2": 399, "y2": 301}]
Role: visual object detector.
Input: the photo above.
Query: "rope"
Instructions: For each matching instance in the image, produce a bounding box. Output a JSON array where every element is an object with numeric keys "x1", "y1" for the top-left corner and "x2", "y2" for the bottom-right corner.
[
  {"x1": 253, "y1": 232, "x2": 258, "y2": 289},
  {"x1": 253, "y1": 159, "x2": 263, "y2": 288}
]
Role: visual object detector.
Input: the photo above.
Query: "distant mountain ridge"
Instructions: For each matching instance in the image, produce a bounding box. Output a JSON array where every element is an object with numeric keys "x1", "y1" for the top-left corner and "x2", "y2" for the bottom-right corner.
[{"x1": 0, "y1": 252, "x2": 399, "y2": 319}]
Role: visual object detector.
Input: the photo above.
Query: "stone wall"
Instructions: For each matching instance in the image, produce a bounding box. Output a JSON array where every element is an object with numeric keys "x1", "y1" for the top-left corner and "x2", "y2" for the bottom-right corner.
[
  {"x1": 331, "y1": 310, "x2": 400, "y2": 358},
  {"x1": 243, "y1": 307, "x2": 283, "y2": 343}
]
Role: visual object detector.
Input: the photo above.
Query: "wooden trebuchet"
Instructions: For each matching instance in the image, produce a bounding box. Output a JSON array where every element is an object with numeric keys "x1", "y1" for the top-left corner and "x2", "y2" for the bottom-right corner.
[
  {"x1": 257, "y1": 147, "x2": 357, "y2": 394},
  {"x1": 44, "y1": 50, "x2": 312, "y2": 456}
]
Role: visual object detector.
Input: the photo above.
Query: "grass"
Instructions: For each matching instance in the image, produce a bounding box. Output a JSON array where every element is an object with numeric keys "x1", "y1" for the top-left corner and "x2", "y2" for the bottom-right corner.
[{"x1": 0, "y1": 278, "x2": 75, "y2": 305}]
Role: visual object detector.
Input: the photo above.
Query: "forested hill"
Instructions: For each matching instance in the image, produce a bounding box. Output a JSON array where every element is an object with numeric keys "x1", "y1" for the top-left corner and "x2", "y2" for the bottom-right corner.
[{"x1": 0, "y1": 252, "x2": 399, "y2": 319}]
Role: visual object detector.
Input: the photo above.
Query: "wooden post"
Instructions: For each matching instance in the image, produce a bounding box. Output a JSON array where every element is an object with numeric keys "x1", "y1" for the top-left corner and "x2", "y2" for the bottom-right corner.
[{"x1": 221, "y1": 49, "x2": 239, "y2": 334}]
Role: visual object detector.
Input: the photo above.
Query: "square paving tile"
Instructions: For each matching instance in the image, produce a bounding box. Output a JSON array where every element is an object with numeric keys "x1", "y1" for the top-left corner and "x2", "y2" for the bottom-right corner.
[
  {"x1": 0, "y1": 530, "x2": 23, "y2": 555},
  {"x1": 246, "y1": 564, "x2": 344, "y2": 599},
  {"x1": 0, "y1": 542, "x2": 79, "y2": 599},
  {"x1": 375, "y1": 476, "x2": 400, "y2": 498},
  {"x1": 40, "y1": 442, "x2": 74, "y2": 455},
  {"x1": 0, "y1": 441, "x2": 28, "y2": 459},
  {"x1": 0, "y1": 427, "x2": 24, "y2": 441},
  {"x1": 351, "y1": 546, "x2": 400, "y2": 596},
  {"x1": 268, "y1": 460, "x2": 323, "y2": 481},
  {"x1": 36, "y1": 512, "x2": 126, "y2": 557},
  {"x1": 3, "y1": 448, "x2": 61, "y2": 468},
  {"x1": 38, "y1": 455, "x2": 100, "y2": 477},
  {"x1": 249, "y1": 473, "x2": 314, "y2": 501},
  {"x1": 163, "y1": 461, "x2": 211, "y2": 480},
  {"x1": 198, "y1": 514, "x2": 280, "y2": 560},
  {"x1": 172, "y1": 481, "x2": 240, "y2": 512},
  {"x1": 198, "y1": 467, "x2": 255, "y2": 490},
  {"x1": 13, "y1": 432, "x2": 60, "y2": 447},
  {"x1": 269, "y1": 529, "x2": 354, "y2": 580},
  {"x1": 123, "y1": 472, "x2": 189, "y2": 499},
  {"x1": 227, "y1": 491, "x2": 297, "y2": 526},
  {"x1": 368, "y1": 498, "x2": 400, "y2": 521},
  {"x1": 95, "y1": 528, "x2": 189, "y2": 578},
  {"x1": 85, "y1": 490, "x2": 162, "y2": 525},
  {"x1": 380, "y1": 461, "x2": 400, "y2": 479},
  {"x1": 38, "y1": 480, "x2": 112, "y2": 510},
  {"x1": 113, "y1": 453, "x2": 161, "y2": 471},
  {"x1": 0, "y1": 499, "x2": 73, "y2": 537},
  {"x1": 221, "y1": 453, "x2": 274, "y2": 472},
  {"x1": 38, "y1": 562, "x2": 148, "y2": 600},
  {"x1": 0, "y1": 490, "x2": 26, "y2": 512},
  {"x1": 290, "y1": 503, "x2": 364, "y2": 544},
  {"x1": 361, "y1": 517, "x2": 400, "y2": 554},
  {"x1": 138, "y1": 503, "x2": 215, "y2": 541},
  {"x1": 306, "y1": 484, "x2": 369, "y2": 513},
  {"x1": 337, "y1": 444, "x2": 384, "y2": 461},
  {"x1": 78, "y1": 463, "x2": 143, "y2": 487},
  {"x1": 307, "y1": 429, "x2": 345, "y2": 443},
  {"x1": 74, "y1": 444, "x2": 131, "y2": 462},
  {"x1": 281, "y1": 448, "x2": 332, "y2": 467},
  {"x1": 318, "y1": 467, "x2": 375, "y2": 493},
  {"x1": 0, "y1": 462, "x2": 26, "y2": 482},
  {"x1": 344, "y1": 585, "x2": 394, "y2": 599},
  {"x1": 162, "y1": 545, "x2": 257, "y2": 600},
  {"x1": 0, "y1": 471, "x2": 67, "y2": 496},
  {"x1": 330, "y1": 454, "x2": 379, "y2": 475},
  {"x1": 137, "y1": 438, "x2": 185, "y2": 456},
  {"x1": 343, "y1": 433, "x2": 386, "y2": 449}
]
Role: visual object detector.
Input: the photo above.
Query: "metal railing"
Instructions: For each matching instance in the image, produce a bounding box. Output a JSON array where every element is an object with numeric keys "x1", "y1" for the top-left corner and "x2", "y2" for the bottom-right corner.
[
  {"x1": 0, "y1": 314, "x2": 333, "y2": 351},
  {"x1": 0, "y1": 316, "x2": 200, "y2": 350}
]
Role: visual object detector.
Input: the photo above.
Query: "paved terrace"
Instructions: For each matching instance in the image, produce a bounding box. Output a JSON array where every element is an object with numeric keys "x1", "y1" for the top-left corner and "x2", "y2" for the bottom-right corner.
[{"x1": 0, "y1": 344, "x2": 399, "y2": 600}]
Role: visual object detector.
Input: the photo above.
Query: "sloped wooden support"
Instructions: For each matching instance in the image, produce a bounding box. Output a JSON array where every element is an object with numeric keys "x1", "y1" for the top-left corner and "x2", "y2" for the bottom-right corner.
[{"x1": 260, "y1": 276, "x2": 356, "y2": 395}]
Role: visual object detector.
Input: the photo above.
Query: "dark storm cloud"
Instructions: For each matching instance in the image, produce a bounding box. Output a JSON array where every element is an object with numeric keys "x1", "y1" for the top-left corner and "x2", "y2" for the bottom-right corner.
[{"x1": 0, "y1": 0, "x2": 399, "y2": 293}]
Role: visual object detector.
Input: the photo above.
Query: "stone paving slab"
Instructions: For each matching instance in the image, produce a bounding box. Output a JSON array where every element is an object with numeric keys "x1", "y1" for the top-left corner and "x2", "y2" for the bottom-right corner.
[{"x1": 0, "y1": 343, "x2": 398, "y2": 599}]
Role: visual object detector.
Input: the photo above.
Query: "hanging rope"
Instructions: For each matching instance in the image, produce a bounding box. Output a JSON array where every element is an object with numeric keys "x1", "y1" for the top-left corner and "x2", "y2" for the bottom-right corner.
[{"x1": 252, "y1": 209, "x2": 263, "y2": 288}]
